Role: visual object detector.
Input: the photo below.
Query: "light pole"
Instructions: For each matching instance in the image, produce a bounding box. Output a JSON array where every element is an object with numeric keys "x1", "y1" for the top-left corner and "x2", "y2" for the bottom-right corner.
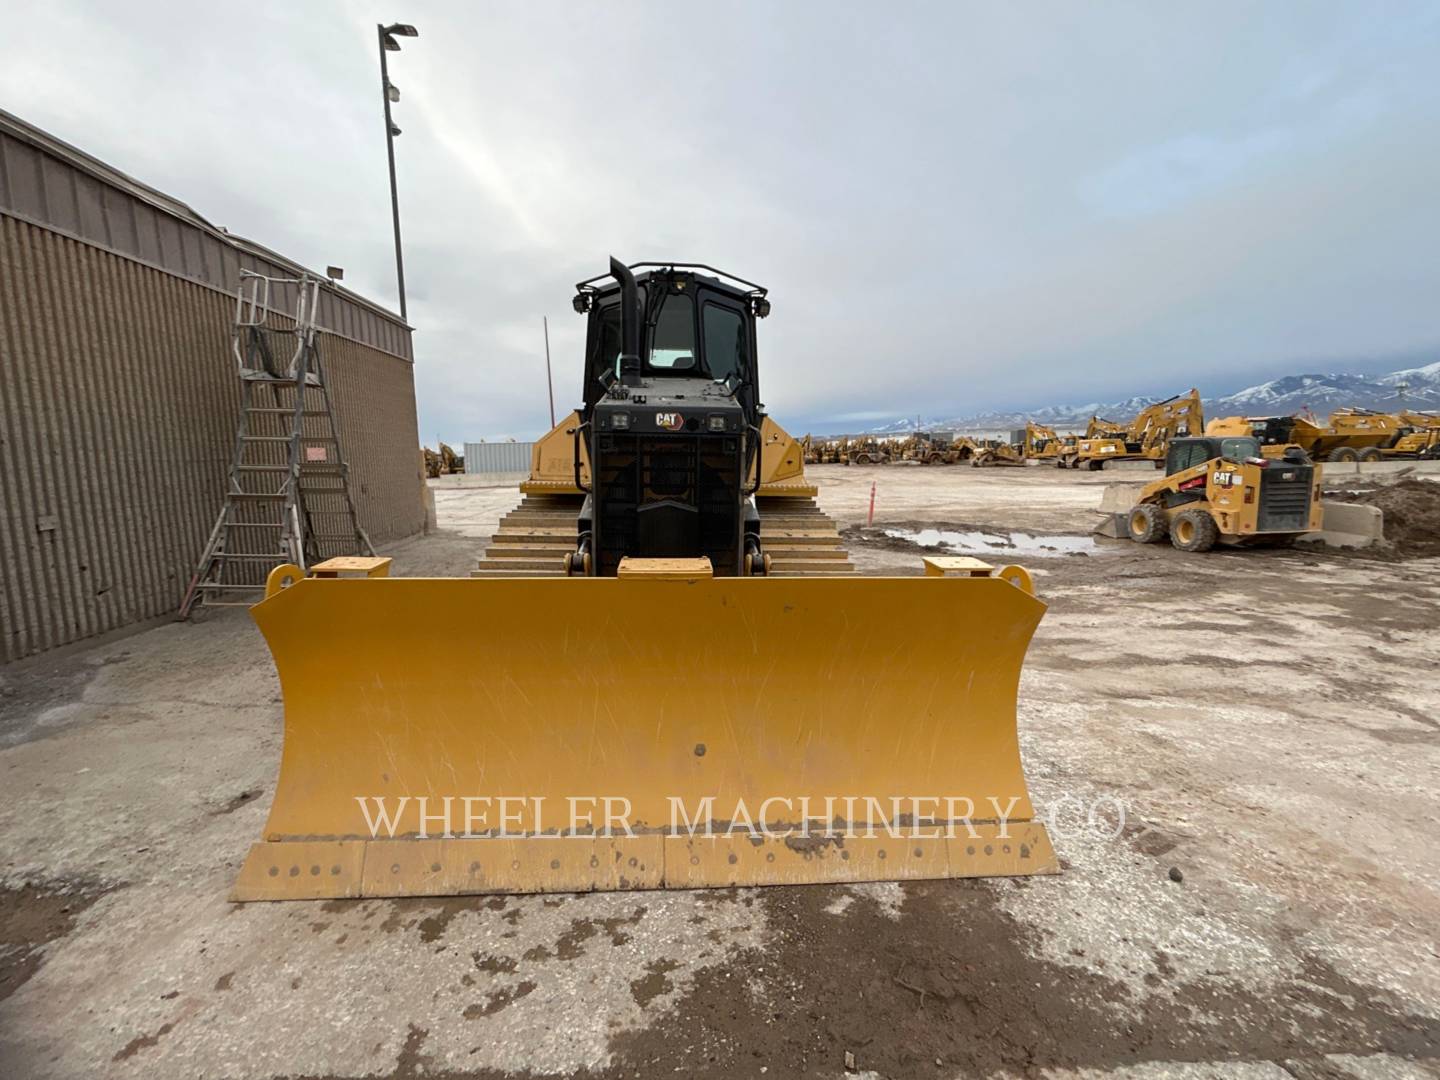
[{"x1": 378, "y1": 22, "x2": 418, "y2": 321}]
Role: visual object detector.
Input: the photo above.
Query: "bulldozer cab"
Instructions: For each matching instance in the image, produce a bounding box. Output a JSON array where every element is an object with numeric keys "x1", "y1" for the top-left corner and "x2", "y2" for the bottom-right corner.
[
  {"x1": 570, "y1": 261, "x2": 775, "y2": 577},
  {"x1": 577, "y1": 264, "x2": 764, "y2": 424}
]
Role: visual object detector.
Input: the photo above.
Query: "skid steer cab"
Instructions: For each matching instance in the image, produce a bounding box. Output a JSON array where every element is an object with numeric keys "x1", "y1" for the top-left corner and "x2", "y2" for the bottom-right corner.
[{"x1": 1108, "y1": 436, "x2": 1323, "y2": 552}]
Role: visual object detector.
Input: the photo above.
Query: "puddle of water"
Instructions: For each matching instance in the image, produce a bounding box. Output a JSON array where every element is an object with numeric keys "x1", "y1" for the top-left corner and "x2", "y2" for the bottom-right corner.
[{"x1": 884, "y1": 527, "x2": 1103, "y2": 558}]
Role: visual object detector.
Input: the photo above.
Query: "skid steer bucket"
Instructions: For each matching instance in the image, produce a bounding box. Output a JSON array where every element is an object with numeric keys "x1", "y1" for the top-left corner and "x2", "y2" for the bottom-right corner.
[{"x1": 233, "y1": 561, "x2": 1056, "y2": 901}]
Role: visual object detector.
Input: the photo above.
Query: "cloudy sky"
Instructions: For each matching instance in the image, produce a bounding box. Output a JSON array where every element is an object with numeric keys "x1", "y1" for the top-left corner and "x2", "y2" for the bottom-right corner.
[{"x1": 4, "y1": 1, "x2": 1439, "y2": 440}]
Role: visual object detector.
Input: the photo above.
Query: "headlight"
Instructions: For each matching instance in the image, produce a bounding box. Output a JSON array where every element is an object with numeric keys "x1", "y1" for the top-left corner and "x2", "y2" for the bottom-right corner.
[
  {"x1": 611, "y1": 412, "x2": 630, "y2": 430},
  {"x1": 708, "y1": 415, "x2": 727, "y2": 432}
]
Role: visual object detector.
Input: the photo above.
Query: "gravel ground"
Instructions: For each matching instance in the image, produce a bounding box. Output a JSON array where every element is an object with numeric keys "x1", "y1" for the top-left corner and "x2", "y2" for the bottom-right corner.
[{"x1": 1, "y1": 464, "x2": 1437, "y2": 1079}]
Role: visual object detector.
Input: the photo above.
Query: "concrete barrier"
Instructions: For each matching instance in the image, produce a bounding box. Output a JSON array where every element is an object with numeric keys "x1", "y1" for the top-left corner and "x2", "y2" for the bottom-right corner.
[
  {"x1": 428, "y1": 472, "x2": 529, "y2": 489},
  {"x1": 1098, "y1": 482, "x2": 1147, "y2": 512},
  {"x1": 1093, "y1": 485, "x2": 1385, "y2": 548},
  {"x1": 1300, "y1": 503, "x2": 1385, "y2": 549},
  {"x1": 1102, "y1": 459, "x2": 1162, "y2": 473},
  {"x1": 1317, "y1": 459, "x2": 1440, "y2": 478}
]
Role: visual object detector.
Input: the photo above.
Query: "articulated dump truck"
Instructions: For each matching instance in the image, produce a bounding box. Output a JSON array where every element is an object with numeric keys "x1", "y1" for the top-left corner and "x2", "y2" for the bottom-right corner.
[
  {"x1": 1207, "y1": 411, "x2": 1440, "y2": 462},
  {"x1": 232, "y1": 259, "x2": 1056, "y2": 902}
]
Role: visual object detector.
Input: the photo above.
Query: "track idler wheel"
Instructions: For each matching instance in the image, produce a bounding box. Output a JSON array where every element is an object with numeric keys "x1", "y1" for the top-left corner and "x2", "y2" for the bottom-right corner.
[
  {"x1": 564, "y1": 540, "x2": 592, "y2": 576},
  {"x1": 744, "y1": 539, "x2": 771, "y2": 576}
]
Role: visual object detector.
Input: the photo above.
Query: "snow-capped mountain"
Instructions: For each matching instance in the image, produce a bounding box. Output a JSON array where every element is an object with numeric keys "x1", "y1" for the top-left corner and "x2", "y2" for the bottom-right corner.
[
  {"x1": 1378, "y1": 359, "x2": 1440, "y2": 388},
  {"x1": 854, "y1": 363, "x2": 1440, "y2": 434},
  {"x1": 1209, "y1": 373, "x2": 1399, "y2": 414}
]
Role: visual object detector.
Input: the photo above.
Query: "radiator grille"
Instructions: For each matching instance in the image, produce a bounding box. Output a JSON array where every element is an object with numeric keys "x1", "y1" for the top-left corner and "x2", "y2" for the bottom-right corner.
[
  {"x1": 593, "y1": 434, "x2": 743, "y2": 575},
  {"x1": 1257, "y1": 467, "x2": 1312, "y2": 531}
]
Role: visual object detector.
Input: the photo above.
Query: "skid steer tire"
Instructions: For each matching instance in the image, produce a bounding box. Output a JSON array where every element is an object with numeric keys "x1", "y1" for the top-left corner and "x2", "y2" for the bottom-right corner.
[
  {"x1": 1127, "y1": 503, "x2": 1168, "y2": 544},
  {"x1": 1328, "y1": 447, "x2": 1358, "y2": 462},
  {"x1": 1170, "y1": 509, "x2": 1219, "y2": 553},
  {"x1": 1357, "y1": 447, "x2": 1382, "y2": 463}
]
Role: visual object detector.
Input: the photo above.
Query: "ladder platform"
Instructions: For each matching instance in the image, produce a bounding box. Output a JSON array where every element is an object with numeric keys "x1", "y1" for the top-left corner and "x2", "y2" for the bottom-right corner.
[
  {"x1": 240, "y1": 371, "x2": 322, "y2": 387},
  {"x1": 311, "y1": 557, "x2": 393, "y2": 578},
  {"x1": 923, "y1": 556, "x2": 995, "y2": 577}
]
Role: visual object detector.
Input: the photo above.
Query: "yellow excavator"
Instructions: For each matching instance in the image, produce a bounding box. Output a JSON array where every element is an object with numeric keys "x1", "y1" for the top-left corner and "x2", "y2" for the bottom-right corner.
[
  {"x1": 1025, "y1": 423, "x2": 1064, "y2": 461},
  {"x1": 1056, "y1": 417, "x2": 1123, "y2": 468},
  {"x1": 422, "y1": 442, "x2": 464, "y2": 478},
  {"x1": 232, "y1": 258, "x2": 1056, "y2": 902},
  {"x1": 1071, "y1": 390, "x2": 1204, "y2": 470}
]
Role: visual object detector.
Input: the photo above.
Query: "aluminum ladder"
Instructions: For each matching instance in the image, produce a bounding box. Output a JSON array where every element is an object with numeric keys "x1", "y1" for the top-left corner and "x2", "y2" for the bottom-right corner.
[{"x1": 179, "y1": 272, "x2": 374, "y2": 616}]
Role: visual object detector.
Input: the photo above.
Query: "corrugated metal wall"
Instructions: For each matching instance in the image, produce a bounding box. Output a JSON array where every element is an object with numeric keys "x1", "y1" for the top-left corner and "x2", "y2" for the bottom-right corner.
[
  {"x1": 1, "y1": 116, "x2": 425, "y2": 664},
  {"x1": 0, "y1": 114, "x2": 413, "y2": 363},
  {"x1": 463, "y1": 441, "x2": 533, "y2": 474}
]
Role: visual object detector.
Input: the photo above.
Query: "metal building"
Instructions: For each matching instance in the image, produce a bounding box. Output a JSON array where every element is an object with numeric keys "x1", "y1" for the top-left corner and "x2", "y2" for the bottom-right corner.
[{"x1": 0, "y1": 109, "x2": 426, "y2": 663}]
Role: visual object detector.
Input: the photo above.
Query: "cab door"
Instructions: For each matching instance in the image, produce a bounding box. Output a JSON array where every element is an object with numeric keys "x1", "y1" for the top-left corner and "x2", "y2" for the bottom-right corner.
[{"x1": 696, "y1": 288, "x2": 757, "y2": 423}]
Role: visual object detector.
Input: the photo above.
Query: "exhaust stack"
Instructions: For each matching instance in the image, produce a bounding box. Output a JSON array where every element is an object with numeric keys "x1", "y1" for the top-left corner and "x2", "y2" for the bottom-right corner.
[{"x1": 609, "y1": 256, "x2": 642, "y2": 387}]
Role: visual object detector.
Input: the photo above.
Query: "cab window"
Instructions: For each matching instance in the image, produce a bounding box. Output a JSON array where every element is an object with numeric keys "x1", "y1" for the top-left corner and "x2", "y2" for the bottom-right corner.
[
  {"x1": 588, "y1": 302, "x2": 622, "y2": 390},
  {"x1": 648, "y1": 291, "x2": 697, "y2": 372},
  {"x1": 1167, "y1": 441, "x2": 1210, "y2": 473},
  {"x1": 702, "y1": 303, "x2": 745, "y2": 383},
  {"x1": 1219, "y1": 437, "x2": 1259, "y2": 462}
]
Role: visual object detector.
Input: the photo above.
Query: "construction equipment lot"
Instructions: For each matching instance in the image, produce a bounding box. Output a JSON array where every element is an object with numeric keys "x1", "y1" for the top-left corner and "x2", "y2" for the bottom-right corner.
[{"x1": 2, "y1": 465, "x2": 1438, "y2": 1079}]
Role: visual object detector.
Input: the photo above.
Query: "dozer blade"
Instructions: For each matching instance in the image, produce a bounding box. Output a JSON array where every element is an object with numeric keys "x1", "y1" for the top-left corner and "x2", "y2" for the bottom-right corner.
[{"x1": 234, "y1": 565, "x2": 1056, "y2": 901}]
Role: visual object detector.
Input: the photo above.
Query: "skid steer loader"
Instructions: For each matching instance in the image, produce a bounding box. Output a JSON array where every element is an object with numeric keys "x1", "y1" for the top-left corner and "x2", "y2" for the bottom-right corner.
[
  {"x1": 231, "y1": 259, "x2": 1056, "y2": 902},
  {"x1": 1096, "y1": 435, "x2": 1322, "y2": 552}
]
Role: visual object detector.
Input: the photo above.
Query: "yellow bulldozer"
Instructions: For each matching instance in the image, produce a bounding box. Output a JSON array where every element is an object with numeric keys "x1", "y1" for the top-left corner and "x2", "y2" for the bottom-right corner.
[
  {"x1": 232, "y1": 258, "x2": 1056, "y2": 902},
  {"x1": 1069, "y1": 390, "x2": 1204, "y2": 470},
  {"x1": 1097, "y1": 434, "x2": 1322, "y2": 551},
  {"x1": 1207, "y1": 410, "x2": 1440, "y2": 462}
]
